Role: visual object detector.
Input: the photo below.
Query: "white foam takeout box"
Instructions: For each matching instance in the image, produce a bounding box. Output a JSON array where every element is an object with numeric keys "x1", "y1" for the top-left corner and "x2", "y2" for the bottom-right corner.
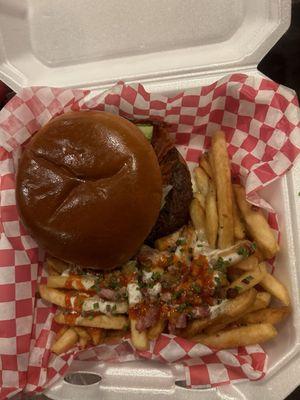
[{"x1": 0, "y1": 1, "x2": 300, "y2": 399}]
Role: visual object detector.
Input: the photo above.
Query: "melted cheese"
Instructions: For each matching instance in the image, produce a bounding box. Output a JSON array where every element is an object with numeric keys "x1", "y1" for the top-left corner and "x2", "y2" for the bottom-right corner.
[
  {"x1": 127, "y1": 283, "x2": 142, "y2": 306},
  {"x1": 148, "y1": 282, "x2": 162, "y2": 297},
  {"x1": 82, "y1": 296, "x2": 128, "y2": 315}
]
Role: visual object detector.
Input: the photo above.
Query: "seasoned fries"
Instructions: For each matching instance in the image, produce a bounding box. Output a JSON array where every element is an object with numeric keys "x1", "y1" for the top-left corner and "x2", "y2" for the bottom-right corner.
[
  {"x1": 193, "y1": 323, "x2": 277, "y2": 349},
  {"x1": 210, "y1": 131, "x2": 234, "y2": 248},
  {"x1": 233, "y1": 184, "x2": 279, "y2": 258},
  {"x1": 260, "y1": 273, "x2": 291, "y2": 306},
  {"x1": 239, "y1": 307, "x2": 290, "y2": 325},
  {"x1": 205, "y1": 181, "x2": 218, "y2": 248},
  {"x1": 190, "y1": 198, "x2": 206, "y2": 232},
  {"x1": 39, "y1": 129, "x2": 290, "y2": 357}
]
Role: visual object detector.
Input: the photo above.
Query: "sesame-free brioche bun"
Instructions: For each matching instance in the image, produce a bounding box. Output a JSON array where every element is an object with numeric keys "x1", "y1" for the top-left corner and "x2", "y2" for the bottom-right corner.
[{"x1": 16, "y1": 111, "x2": 162, "y2": 270}]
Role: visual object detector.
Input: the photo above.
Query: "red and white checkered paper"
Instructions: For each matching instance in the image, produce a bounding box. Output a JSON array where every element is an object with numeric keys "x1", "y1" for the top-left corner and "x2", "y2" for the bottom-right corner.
[{"x1": 0, "y1": 73, "x2": 299, "y2": 399}]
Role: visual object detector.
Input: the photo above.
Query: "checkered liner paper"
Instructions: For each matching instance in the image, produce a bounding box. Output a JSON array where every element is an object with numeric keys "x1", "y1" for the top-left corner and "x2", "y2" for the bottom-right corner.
[{"x1": 0, "y1": 73, "x2": 299, "y2": 399}]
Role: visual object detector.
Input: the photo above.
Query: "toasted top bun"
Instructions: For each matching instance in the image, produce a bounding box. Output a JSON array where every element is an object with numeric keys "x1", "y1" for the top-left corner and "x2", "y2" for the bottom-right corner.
[{"x1": 16, "y1": 111, "x2": 162, "y2": 270}]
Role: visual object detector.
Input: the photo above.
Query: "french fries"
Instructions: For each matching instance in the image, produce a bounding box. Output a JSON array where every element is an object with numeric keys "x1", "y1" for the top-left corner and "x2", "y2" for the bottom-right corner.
[
  {"x1": 260, "y1": 273, "x2": 291, "y2": 306},
  {"x1": 228, "y1": 263, "x2": 267, "y2": 294},
  {"x1": 147, "y1": 319, "x2": 165, "y2": 340},
  {"x1": 51, "y1": 328, "x2": 78, "y2": 355},
  {"x1": 193, "y1": 323, "x2": 277, "y2": 349},
  {"x1": 39, "y1": 285, "x2": 67, "y2": 308},
  {"x1": 205, "y1": 181, "x2": 218, "y2": 248},
  {"x1": 199, "y1": 153, "x2": 213, "y2": 178},
  {"x1": 194, "y1": 167, "x2": 209, "y2": 197},
  {"x1": 194, "y1": 192, "x2": 206, "y2": 209},
  {"x1": 54, "y1": 312, "x2": 128, "y2": 330},
  {"x1": 87, "y1": 328, "x2": 105, "y2": 346},
  {"x1": 239, "y1": 307, "x2": 290, "y2": 325},
  {"x1": 190, "y1": 198, "x2": 206, "y2": 232},
  {"x1": 154, "y1": 228, "x2": 183, "y2": 251},
  {"x1": 233, "y1": 184, "x2": 279, "y2": 258},
  {"x1": 210, "y1": 131, "x2": 234, "y2": 249},
  {"x1": 130, "y1": 319, "x2": 149, "y2": 351},
  {"x1": 234, "y1": 255, "x2": 259, "y2": 271},
  {"x1": 232, "y1": 192, "x2": 246, "y2": 240}
]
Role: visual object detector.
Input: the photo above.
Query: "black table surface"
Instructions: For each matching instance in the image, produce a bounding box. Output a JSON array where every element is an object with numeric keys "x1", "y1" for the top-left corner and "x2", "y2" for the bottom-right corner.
[{"x1": 258, "y1": 1, "x2": 300, "y2": 399}]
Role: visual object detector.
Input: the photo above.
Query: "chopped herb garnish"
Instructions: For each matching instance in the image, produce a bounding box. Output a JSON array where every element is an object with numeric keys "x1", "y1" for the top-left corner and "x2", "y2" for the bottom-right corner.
[
  {"x1": 108, "y1": 276, "x2": 119, "y2": 289},
  {"x1": 241, "y1": 275, "x2": 254, "y2": 285},
  {"x1": 111, "y1": 304, "x2": 117, "y2": 314},
  {"x1": 191, "y1": 283, "x2": 201, "y2": 294},
  {"x1": 214, "y1": 276, "x2": 221, "y2": 287},
  {"x1": 177, "y1": 302, "x2": 192, "y2": 312},
  {"x1": 176, "y1": 238, "x2": 186, "y2": 246},
  {"x1": 151, "y1": 272, "x2": 161, "y2": 282},
  {"x1": 180, "y1": 248, "x2": 184, "y2": 253},
  {"x1": 197, "y1": 244, "x2": 203, "y2": 248},
  {"x1": 173, "y1": 289, "x2": 184, "y2": 299},
  {"x1": 214, "y1": 257, "x2": 230, "y2": 272},
  {"x1": 237, "y1": 246, "x2": 250, "y2": 258},
  {"x1": 88, "y1": 315, "x2": 94, "y2": 320},
  {"x1": 234, "y1": 285, "x2": 242, "y2": 292},
  {"x1": 93, "y1": 302, "x2": 99, "y2": 310},
  {"x1": 251, "y1": 242, "x2": 257, "y2": 250},
  {"x1": 106, "y1": 304, "x2": 111, "y2": 313},
  {"x1": 188, "y1": 247, "x2": 193, "y2": 254},
  {"x1": 298, "y1": 192, "x2": 300, "y2": 196}
]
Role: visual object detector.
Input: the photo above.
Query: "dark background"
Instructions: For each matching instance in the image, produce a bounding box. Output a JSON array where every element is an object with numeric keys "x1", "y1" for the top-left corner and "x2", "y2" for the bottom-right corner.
[
  {"x1": 1, "y1": 1, "x2": 300, "y2": 399},
  {"x1": 258, "y1": 2, "x2": 300, "y2": 399}
]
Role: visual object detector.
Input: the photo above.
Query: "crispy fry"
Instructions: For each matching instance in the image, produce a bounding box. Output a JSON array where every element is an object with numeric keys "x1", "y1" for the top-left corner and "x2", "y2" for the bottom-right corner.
[
  {"x1": 39, "y1": 285, "x2": 67, "y2": 307},
  {"x1": 260, "y1": 273, "x2": 290, "y2": 306},
  {"x1": 194, "y1": 167, "x2": 209, "y2": 196},
  {"x1": 183, "y1": 289, "x2": 256, "y2": 338},
  {"x1": 154, "y1": 228, "x2": 183, "y2": 251},
  {"x1": 51, "y1": 328, "x2": 78, "y2": 355},
  {"x1": 47, "y1": 275, "x2": 96, "y2": 290},
  {"x1": 193, "y1": 323, "x2": 277, "y2": 349},
  {"x1": 205, "y1": 181, "x2": 218, "y2": 248},
  {"x1": 232, "y1": 191, "x2": 246, "y2": 240},
  {"x1": 199, "y1": 153, "x2": 213, "y2": 178},
  {"x1": 205, "y1": 291, "x2": 271, "y2": 334},
  {"x1": 86, "y1": 328, "x2": 105, "y2": 346},
  {"x1": 190, "y1": 198, "x2": 206, "y2": 232},
  {"x1": 239, "y1": 307, "x2": 291, "y2": 325},
  {"x1": 103, "y1": 330, "x2": 127, "y2": 345},
  {"x1": 73, "y1": 327, "x2": 91, "y2": 340},
  {"x1": 228, "y1": 263, "x2": 267, "y2": 294},
  {"x1": 47, "y1": 257, "x2": 70, "y2": 275},
  {"x1": 194, "y1": 192, "x2": 206, "y2": 209},
  {"x1": 234, "y1": 255, "x2": 259, "y2": 271},
  {"x1": 54, "y1": 312, "x2": 128, "y2": 330},
  {"x1": 211, "y1": 131, "x2": 234, "y2": 249},
  {"x1": 130, "y1": 319, "x2": 149, "y2": 351},
  {"x1": 55, "y1": 326, "x2": 69, "y2": 340},
  {"x1": 233, "y1": 184, "x2": 279, "y2": 258},
  {"x1": 147, "y1": 319, "x2": 165, "y2": 340}
]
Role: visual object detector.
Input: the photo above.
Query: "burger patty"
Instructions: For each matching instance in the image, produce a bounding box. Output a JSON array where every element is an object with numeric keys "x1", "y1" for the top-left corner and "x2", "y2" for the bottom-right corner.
[{"x1": 146, "y1": 146, "x2": 193, "y2": 244}]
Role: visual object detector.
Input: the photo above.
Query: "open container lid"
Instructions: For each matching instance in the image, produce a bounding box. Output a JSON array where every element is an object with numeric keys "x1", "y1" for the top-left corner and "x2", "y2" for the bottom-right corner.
[{"x1": 0, "y1": 0, "x2": 291, "y2": 92}]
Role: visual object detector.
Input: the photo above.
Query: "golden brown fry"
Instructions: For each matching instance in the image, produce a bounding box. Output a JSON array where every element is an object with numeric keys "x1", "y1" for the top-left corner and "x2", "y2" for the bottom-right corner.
[
  {"x1": 190, "y1": 198, "x2": 206, "y2": 232},
  {"x1": 130, "y1": 319, "x2": 149, "y2": 351},
  {"x1": 233, "y1": 184, "x2": 279, "y2": 258},
  {"x1": 73, "y1": 327, "x2": 91, "y2": 341},
  {"x1": 228, "y1": 263, "x2": 267, "y2": 294},
  {"x1": 205, "y1": 181, "x2": 218, "y2": 248},
  {"x1": 199, "y1": 153, "x2": 213, "y2": 178},
  {"x1": 147, "y1": 319, "x2": 165, "y2": 340},
  {"x1": 183, "y1": 289, "x2": 256, "y2": 338},
  {"x1": 154, "y1": 228, "x2": 183, "y2": 251},
  {"x1": 192, "y1": 323, "x2": 277, "y2": 349},
  {"x1": 54, "y1": 312, "x2": 128, "y2": 330},
  {"x1": 211, "y1": 131, "x2": 234, "y2": 249},
  {"x1": 194, "y1": 192, "x2": 206, "y2": 209},
  {"x1": 260, "y1": 273, "x2": 291, "y2": 306},
  {"x1": 205, "y1": 291, "x2": 271, "y2": 334},
  {"x1": 232, "y1": 191, "x2": 246, "y2": 240},
  {"x1": 234, "y1": 255, "x2": 259, "y2": 271},
  {"x1": 239, "y1": 307, "x2": 291, "y2": 325},
  {"x1": 55, "y1": 326, "x2": 69, "y2": 340},
  {"x1": 39, "y1": 285, "x2": 67, "y2": 308},
  {"x1": 194, "y1": 167, "x2": 209, "y2": 196},
  {"x1": 47, "y1": 257, "x2": 70, "y2": 275},
  {"x1": 51, "y1": 328, "x2": 78, "y2": 355},
  {"x1": 86, "y1": 328, "x2": 105, "y2": 346}
]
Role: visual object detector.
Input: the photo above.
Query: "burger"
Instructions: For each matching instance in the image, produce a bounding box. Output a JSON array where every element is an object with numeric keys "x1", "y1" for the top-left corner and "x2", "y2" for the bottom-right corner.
[{"x1": 16, "y1": 111, "x2": 193, "y2": 270}]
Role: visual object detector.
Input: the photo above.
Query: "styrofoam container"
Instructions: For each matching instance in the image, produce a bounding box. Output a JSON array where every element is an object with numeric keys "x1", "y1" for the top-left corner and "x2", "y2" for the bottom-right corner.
[{"x1": 1, "y1": 1, "x2": 299, "y2": 399}]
